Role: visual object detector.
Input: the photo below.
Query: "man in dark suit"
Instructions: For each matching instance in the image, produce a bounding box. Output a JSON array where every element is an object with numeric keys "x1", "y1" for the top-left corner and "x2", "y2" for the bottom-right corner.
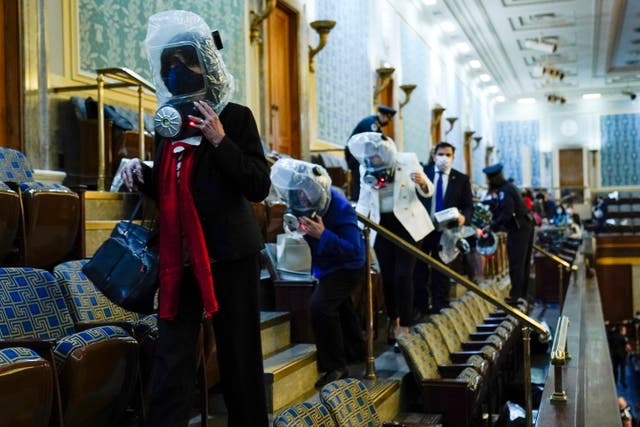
[
  {"x1": 344, "y1": 105, "x2": 396, "y2": 200},
  {"x1": 414, "y1": 141, "x2": 473, "y2": 315},
  {"x1": 123, "y1": 12, "x2": 270, "y2": 426}
]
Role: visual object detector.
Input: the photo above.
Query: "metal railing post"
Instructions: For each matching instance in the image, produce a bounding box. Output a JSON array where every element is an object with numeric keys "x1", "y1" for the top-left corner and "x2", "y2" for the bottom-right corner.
[
  {"x1": 97, "y1": 73, "x2": 106, "y2": 191},
  {"x1": 522, "y1": 326, "x2": 533, "y2": 427},
  {"x1": 550, "y1": 316, "x2": 570, "y2": 405},
  {"x1": 363, "y1": 227, "x2": 376, "y2": 380},
  {"x1": 137, "y1": 85, "x2": 145, "y2": 161},
  {"x1": 557, "y1": 264, "x2": 564, "y2": 307}
]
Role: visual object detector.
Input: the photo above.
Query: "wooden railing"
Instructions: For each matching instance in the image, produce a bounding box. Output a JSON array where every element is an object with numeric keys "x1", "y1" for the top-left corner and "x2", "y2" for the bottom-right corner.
[{"x1": 536, "y1": 254, "x2": 619, "y2": 426}]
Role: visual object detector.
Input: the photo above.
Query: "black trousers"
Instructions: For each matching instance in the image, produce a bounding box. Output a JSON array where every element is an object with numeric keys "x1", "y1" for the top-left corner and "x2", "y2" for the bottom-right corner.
[
  {"x1": 415, "y1": 230, "x2": 451, "y2": 314},
  {"x1": 147, "y1": 256, "x2": 268, "y2": 427},
  {"x1": 506, "y1": 221, "x2": 534, "y2": 299},
  {"x1": 375, "y1": 213, "x2": 421, "y2": 327},
  {"x1": 310, "y1": 267, "x2": 364, "y2": 372}
]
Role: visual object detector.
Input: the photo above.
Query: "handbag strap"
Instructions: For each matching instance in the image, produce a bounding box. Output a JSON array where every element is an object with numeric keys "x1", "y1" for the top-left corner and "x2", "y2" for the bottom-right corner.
[{"x1": 127, "y1": 196, "x2": 145, "y2": 225}]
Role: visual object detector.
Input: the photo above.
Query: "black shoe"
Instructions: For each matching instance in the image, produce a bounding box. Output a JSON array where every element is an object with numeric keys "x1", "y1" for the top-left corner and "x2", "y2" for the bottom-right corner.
[{"x1": 314, "y1": 368, "x2": 349, "y2": 389}]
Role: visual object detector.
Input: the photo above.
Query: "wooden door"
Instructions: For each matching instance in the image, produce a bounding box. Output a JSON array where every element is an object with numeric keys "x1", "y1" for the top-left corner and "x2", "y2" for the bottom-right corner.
[
  {"x1": 266, "y1": 3, "x2": 300, "y2": 158},
  {"x1": 559, "y1": 148, "x2": 584, "y2": 203},
  {"x1": 379, "y1": 80, "x2": 394, "y2": 139}
]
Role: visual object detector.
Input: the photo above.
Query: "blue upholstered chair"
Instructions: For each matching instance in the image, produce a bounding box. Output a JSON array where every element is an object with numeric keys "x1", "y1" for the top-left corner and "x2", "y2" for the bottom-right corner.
[
  {"x1": 319, "y1": 378, "x2": 380, "y2": 427},
  {"x1": 0, "y1": 147, "x2": 80, "y2": 268},
  {"x1": 0, "y1": 267, "x2": 139, "y2": 427},
  {"x1": 273, "y1": 401, "x2": 336, "y2": 427},
  {"x1": 0, "y1": 346, "x2": 53, "y2": 427},
  {"x1": 53, "y1": 259, "x2": 218, "y2": 424},
  {"x1": 0, "y1": 181, "x2": 20, "y2": 263},
  {"x1": 53, "y1": 259, "x2": 157, "y2": 400}
]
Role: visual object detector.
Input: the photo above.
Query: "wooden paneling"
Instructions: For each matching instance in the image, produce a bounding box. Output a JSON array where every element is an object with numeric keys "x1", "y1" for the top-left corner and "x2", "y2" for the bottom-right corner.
[
  {"x1": 1, "y1": 1, "x2": 22, "y2": 150},
  {"x1": 536, "y1": 264, "x2": 620, "y2": 426},
  {"x1": 595, "y1": 235, "x2": 640, "y2": 322},
  {"x1": 596, "y1": 264, "x2": 632, "y2": 323}
]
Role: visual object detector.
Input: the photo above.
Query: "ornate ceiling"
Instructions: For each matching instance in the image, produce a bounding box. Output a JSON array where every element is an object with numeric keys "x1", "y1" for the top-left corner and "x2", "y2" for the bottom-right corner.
[{"x1": 439, "y1": 0, "x2": 640, "y2": 102}]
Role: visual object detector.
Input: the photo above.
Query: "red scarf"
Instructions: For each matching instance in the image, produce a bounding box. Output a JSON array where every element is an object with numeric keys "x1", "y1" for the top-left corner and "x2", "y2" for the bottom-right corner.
[{"x1": 157, "y1": 140, "x2": 218, "y2": 319}]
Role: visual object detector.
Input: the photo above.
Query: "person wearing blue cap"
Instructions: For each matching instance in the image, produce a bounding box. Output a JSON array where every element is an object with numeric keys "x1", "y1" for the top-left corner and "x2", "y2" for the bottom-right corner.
[
  {"x1": 482, "y1": 163, "x2": 535, "y2": 300},
  {"x1": 345, "y1": 105, "x2": 397, "y2": 201}
]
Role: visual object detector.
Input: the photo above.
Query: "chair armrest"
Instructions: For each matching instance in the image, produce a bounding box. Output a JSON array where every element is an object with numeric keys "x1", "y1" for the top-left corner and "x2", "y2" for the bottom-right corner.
[
  {"x1": 382, "y1": 422, "x2": 406, "y2": 427},
  {"x1": 476, "y1": 324, "x2": 499, "y2": 332},
  {"x1": 437, "y1": 364, "x2": 473, "y2": 378},
  {"x1": 485, "y1": 315, "x2": 507, "y2": 323},
  {"x1": 461, "y1": 340, "x2": 497, "y2": 351},
  {"x1": 75, "y1": 320, "x2": 135, "y2": 335},
  {"x1": 449, "y1": 351, "x2": 485, "y2": 363},
  {"x1": 0, "y1": 338, "x2": 57, "y2": 351},
  {"x1": 469, "y1": 331, "x2": 494, "y2": 340}
]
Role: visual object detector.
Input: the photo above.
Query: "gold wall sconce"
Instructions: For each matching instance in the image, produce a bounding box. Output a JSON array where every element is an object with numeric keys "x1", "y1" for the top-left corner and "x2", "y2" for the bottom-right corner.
[
  {"x1": 373, "y1": 66, "x2": 395, "y2": 104},
  {"x1": 430, "y1": 104, "x2": 446, "y2": 147},
  {"x1": 249, "y1": 0, "x2": 276, "y2": 44},
  {"x1": 485, "y1": 145, "x2": 494, "y2": 167},
  {"x1": 308, "y1": 20, "x2": 336, "y2": 72},
  {"x1": 398, "y1": 84, "x2": 417, "y2": 111},
  {"x1": 445, "y1": 117, "x2": 458, "y2": 135},
  {"x1": 473, "y1": 136, "x2": 482, "y2": 149}
]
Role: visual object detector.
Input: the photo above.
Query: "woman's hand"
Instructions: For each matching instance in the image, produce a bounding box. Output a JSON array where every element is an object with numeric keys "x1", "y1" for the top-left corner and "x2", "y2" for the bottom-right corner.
[
  {"x1": 121, "y1": 158, "x2": 144, "y2": 191},
  {"x1": 300, "y1": 216, "x2": 325, "y2": 239},
  {"x1": 410, "y1": 172, "x2": 430, "y2": 192},
  {"x1": 189, "y1": 100, "x2": 226, "y2": 146}
]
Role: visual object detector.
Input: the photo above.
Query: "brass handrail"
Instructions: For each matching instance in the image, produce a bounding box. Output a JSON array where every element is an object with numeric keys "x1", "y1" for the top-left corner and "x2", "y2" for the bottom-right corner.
[
  {"x1": 51, "y1": 67, "x2": 156, "y2": 191},
  {"x1": 550, "y1": 315, "x2": 570, "y2": 405},
  {"x1": 551, "y1": 315, "x2": 570, "y2": 364},
  {"x1": 533, "y1": 244, "x2": 572, "y2": 270},
  {"x1": 357, "y1": 213, "x2": 550, "y2": 339}
]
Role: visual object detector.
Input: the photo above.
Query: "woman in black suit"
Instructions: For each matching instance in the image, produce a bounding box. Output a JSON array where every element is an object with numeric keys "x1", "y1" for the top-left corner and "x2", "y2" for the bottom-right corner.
[{"x1": 122, "y1": 11, "x2": 270, "y2": 427}]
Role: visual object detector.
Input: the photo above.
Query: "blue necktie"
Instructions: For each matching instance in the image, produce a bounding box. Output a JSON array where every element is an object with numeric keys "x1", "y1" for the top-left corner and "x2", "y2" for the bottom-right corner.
[{"x1": 435, "y1": 171, "x2": 444, "y2": 212}]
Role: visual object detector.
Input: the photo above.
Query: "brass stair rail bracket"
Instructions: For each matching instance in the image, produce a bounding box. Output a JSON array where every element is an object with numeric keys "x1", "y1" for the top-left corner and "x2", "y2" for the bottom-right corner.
[
  {"x1": 357, "y1": 213, "x2": 551, "y2": 341},
  {"x1": 96, "y1": 67, "x2": 155, "y2": 191},
  {"x1": 550, "y1": 315, "x2": 570, "y2": 405}
]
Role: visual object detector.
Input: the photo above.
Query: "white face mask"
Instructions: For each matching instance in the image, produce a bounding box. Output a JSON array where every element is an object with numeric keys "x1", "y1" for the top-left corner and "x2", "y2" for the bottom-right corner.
[{"x1": 435, "y1": 155, "x2": 452, "y2": 172}]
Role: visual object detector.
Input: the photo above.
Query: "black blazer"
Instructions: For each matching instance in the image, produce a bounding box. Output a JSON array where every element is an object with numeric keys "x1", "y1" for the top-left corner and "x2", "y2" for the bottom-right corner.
[
  {"x1": 420, "y1": 163, "x2": 473, "y2": 226},
  {"x1": 141, "y1": 102, "x2": 271, "y2": 261}
]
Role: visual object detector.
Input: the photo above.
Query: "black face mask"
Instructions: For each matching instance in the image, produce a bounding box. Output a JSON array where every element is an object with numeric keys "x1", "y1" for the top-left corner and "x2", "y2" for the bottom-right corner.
[
  {"x1": 166, "y1": 62, "x2": 205, "y2": 96},
  {"x1": 154, "y1": 100, "x2": 204, "y2": 140}
]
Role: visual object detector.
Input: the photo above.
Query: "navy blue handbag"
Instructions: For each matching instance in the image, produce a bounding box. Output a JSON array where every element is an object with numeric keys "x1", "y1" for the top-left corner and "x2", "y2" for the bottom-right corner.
[{"x1": 82, "y1": 197, "x2": 158, "y2": 314}]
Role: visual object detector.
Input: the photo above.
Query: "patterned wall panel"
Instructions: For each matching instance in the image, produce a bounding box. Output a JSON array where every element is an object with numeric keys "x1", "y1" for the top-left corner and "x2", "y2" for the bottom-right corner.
[
  {"x1": 494, "y1": 120, "x2": 540, "y2": 187},
  {"x1": 316, "y1": 0, "x2": 372, "y2": 145},
  {"x1": 400, "y1": 25, "x2": 430, "y2": 161},
  {"x1": 77, "y1": 0, "x2": 247, "y2": 103},
  {"x1": 472, "y1": 100, "x2": 486, "y2": 185},
  {"x1": 600, "y1": 114, "x2": 640, "y2": 186}
]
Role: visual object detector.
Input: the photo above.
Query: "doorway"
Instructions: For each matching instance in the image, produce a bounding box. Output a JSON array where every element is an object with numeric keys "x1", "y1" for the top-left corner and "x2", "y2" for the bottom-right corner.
[
  {"x1": 559, "y1": 148, "x2": 584, "y2": 203},
  {"x1": 266, "y1": 2, "x2": 300, "y2": 158}
]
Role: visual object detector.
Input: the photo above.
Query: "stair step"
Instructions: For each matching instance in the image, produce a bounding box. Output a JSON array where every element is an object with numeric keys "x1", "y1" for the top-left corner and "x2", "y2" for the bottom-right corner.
[
  {"x1": 84, "y1": 191, "x2": 134, "y2": 220},
  {"x1": 263, "y1": 343, "x2": 317, "y2": 414},
  {"x1": 260, "y1": 311, "x2": 291, "y2": 357}
]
